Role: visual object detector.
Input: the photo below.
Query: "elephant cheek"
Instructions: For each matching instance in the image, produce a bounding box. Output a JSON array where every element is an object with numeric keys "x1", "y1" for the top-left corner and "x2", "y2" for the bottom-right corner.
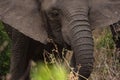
[{"x1": 62, "y1": 26, "x2": 71, "y2": 45}]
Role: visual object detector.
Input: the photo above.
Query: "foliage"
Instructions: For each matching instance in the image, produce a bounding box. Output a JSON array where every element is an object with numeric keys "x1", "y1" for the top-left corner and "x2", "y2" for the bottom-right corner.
[
  {"x1": 0, "y1": 22, "x2": 11, "y2": 76},
  {"x1": 96, "y1": 28, "x2": 114, "y2": 49},
  {"x1": 31, "y1": 63, "x2": 67, "y2": 80},
  {"x1": 89, "y1": 28, "x2": 120, "y2": 80}
]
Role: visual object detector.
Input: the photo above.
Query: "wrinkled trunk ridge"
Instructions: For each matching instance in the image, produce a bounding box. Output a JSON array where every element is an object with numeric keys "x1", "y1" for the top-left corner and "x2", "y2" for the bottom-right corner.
[{"x1": 61, "y1": 2, "x2": 94, "y2": 79}]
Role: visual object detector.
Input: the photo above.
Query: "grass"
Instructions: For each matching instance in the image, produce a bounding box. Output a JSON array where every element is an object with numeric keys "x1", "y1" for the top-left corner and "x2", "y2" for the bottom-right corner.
[
  {"x1": 89, "y1": 28, "x2": 120, "y2": 80},
  {"x1": 31, "y1": 62, "x2": 67, "y2": 80}
]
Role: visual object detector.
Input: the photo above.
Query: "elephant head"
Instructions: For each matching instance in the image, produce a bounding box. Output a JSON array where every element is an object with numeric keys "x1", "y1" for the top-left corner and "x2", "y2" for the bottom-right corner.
[{"x1": 0, "y1": 0, "x2": 120, "y2": 80}]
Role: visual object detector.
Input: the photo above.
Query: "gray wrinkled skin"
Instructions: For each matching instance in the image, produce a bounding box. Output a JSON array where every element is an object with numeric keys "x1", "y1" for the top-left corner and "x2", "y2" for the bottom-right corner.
[
  {"x1": 0, "y1": 0, "x2": 120, "y2": 43},
  {"x1": 0, "y1": 0, "x2": 120, "y2": 80}
]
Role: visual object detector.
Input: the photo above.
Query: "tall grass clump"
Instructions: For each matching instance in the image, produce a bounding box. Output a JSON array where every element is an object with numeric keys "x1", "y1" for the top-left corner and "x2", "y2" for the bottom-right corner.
[
  {"x1": 90, "y1": 28, "x2": 120, "y2": 80},
  {"x1": 95, "y1": 28, "x2": 114, "y2": 49}
]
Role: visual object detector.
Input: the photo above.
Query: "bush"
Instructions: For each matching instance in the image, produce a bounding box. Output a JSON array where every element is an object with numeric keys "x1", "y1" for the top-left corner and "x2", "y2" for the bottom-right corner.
[{"x1": 0, "y1": 22, "x2": 11, "y2": 76}]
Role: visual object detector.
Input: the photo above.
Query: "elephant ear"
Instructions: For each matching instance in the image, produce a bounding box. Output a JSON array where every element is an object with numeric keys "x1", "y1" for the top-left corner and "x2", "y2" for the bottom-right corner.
[
  {"x1": 90, "y1": 0, "x2": 120, "y2": 29},
  {"x1": 0, "y1": 0, "x2": 48, "y2": 44}
]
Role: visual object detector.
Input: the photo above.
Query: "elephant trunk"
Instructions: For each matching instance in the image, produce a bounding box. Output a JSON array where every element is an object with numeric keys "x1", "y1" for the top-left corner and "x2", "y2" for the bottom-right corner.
[
  {"x1": 61, "y1": 3, "x2": 94, "y2": 79},
  {"x1": 71, "y1": 11, "x2": 94, "y2": 80}
]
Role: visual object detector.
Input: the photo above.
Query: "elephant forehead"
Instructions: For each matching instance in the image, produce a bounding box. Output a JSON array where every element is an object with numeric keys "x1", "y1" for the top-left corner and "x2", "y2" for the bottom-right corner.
[
  {"x1": 0, "y1": 0, "x2": 11, "y2": 16},
  {"x1": 90, "y1": 0, "x2": 120, "y2": 29},
  {"x1": 0, "y1": 0, "x2": 48, "y2": 44}
]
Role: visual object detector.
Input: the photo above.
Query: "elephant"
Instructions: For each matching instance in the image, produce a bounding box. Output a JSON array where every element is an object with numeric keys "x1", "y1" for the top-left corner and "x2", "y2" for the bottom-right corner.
[{"x1": 0, "y1": 0, "x2": 120, "y2": 80}]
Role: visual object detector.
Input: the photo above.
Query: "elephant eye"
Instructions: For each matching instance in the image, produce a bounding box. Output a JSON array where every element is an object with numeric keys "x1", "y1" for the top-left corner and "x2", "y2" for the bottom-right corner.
[
  {"x1": 47, "y1": 9, "x2": 60, "y2": 18},
  {"x1": 52, "y1": 10, "x2": 59, "y2": 16}
]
